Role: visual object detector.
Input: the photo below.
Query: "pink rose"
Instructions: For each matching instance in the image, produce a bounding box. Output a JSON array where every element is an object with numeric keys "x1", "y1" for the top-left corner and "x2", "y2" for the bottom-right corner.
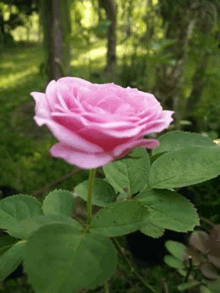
[{"x1": 31, "y1": 77, "x2": 173, "y2": 169}]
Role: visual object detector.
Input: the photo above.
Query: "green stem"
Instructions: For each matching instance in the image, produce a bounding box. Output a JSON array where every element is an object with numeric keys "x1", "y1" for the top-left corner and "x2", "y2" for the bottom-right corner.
[
  {"x1": 86, "y1": 168, "x2": 96, "y2": 225},
  {"x1": 112, "y1": 238, "x2": 158, "y2": 293},
  {"x1": 184, "y1": 256, "x2": 193, "y2": 283},
  {"x1": 104, "y1": 281, "x2": 109, "y2": 293}
]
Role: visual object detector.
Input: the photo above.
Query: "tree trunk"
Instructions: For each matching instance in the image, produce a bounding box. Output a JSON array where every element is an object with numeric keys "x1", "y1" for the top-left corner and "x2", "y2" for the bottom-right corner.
[
  {"x1": 99, "y1": 0, "x2": 117, "y2": 72},
  {"x1": 40, "y1": 0, "x2": 71, "y2": 81}
]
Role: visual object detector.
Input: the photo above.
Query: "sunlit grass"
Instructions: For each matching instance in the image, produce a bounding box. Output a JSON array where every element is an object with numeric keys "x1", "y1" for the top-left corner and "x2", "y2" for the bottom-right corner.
[
  {"x1": 0, "y1": 61, "x2": 15, "y2": 69},
  {"x1": 0, "y1": 45, "x2": 44, "y2": 91},
  {"x1": 0, "y1": 66, "x2": 39, "y2": 89},
  {"x1": 85, "y1": 46, "x2": 106, "y2": 60},
  {"x1": 71, "y1": 44, "x2": 106, "y2": 71}
]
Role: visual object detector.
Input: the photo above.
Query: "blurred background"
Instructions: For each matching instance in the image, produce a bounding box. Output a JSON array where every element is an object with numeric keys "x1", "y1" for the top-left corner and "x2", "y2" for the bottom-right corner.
[{"x1": 0, "y1": 0, "x2": 220, "y2": 292}]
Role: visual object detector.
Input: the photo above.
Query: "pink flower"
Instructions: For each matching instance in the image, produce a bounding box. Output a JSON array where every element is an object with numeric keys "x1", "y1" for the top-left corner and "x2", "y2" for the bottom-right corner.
[{"x1": 31, "y1": 77, "x2": 173, "y2": 169}]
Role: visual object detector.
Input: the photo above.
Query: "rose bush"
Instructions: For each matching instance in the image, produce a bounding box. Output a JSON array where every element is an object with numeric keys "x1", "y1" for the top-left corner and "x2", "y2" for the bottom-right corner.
[{"x1": 31, "y1": 77, "x2": 173, "y2": 169}]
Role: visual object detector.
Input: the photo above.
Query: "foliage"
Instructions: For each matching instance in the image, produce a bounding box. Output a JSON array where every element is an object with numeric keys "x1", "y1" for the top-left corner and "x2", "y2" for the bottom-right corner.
[
  {"x1": 164, "y1": 224, "x2": 220, "y2": 292},
  {"x1": 0, "y1": 0, "x2": 38, "y2": 45},
  {"x1": 0, "y1": 0, "x2": 38, "y2": 16},
  {"x1": 0, "y1": 132, "x2": 220, "y2": 292}
]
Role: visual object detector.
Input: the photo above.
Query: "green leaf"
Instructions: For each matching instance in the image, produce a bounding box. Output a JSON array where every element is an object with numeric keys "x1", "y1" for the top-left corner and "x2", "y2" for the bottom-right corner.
[
  {"x1": 0, "y1": 234, "x2": 18, "y2": 248},
  {"x1": 152, "y1": 131, "x2": 214, "y2": 155},
  {"x1": 199, "y1": 285, "x2": 212, "y2": 293},
  {"x1": 0, "y1": 234, "x2": 18, "y2": 255},
  {"x1": 150, "y1": 152, "x2": 166, "y2": 164},
  {"x1": 177, "y1": 281, "x2": 201, "y2": 291},
  {"x1": 74, "y1": 179, "x2": 117, "y2": 207},
  {"x1": 206, "y1": 279, "x2": 220, "y2": 293},
  {"x1": 138, "y1": 189, "x2": 199, "y2": 232},
  {"x1": 90, "y1": 200, "x2": 150, "y2": 237},
  {"x1": 149, "y1": 146, "x2": 220, "y2": 189},
  {"x1": 179, "y1": 120, "x2": 192, "y2": 126},
  {"x1": 189, "y1": 231, "x2": 209, "y2": 254},
  {"x1": 42, "y1": 189, "x2": 75, "y2": 217},
  {"x1": 103, "y1": 148, "x2": 150, "y2": 195},
  {"x1": 140, "y1": 222, "x2": 165, "y2": 238},
  {"x1": 0, "y1": 195, "x2": 43, "y2": 230},
  {"x1": 0, "y1": 240, "x2": 26, "y2": 281},
  {"x1": 165, "y1": 240, "x2": 187, "y2": 261},
  {"x1": 8, "y1": 214, "x2": 80, "y2": 239},
  {"x1": 200, "y1": 263, "x2": 219, "y2": 279},
  {"x1": 164, "y1": 255, "x2": 183, "y2": 269},
  {"x1": 24, "y1": 223, "x2": 117, "y2": 293},
  {"x1": 0, "y1": 245, "x2": 14, "y2": 256}
]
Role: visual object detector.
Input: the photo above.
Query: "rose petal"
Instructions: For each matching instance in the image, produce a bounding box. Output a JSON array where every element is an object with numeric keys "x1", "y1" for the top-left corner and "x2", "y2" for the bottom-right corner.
[
  {"x1": 160, "y1": 110, "x2": 174, "y2": 126},
  {"x1": 31, "y1": 92, "x2": 51, "y2": 126},
  {"x1": 50, "y1": 143, "x2": 113, "y2": 169},
  {"x1": 52, "y1": 112, "x2": 89, "y2": 129},
  {"x1": 97, "y1": 95, "x2": 123, "y2": 113},
  {"x1": 45, "y1": 80, "x2": 59, "y2": 112},
  {"x1": 90, "y1": 123, "x2": 146, "y2": 138},
  {"x1": 77, "y1": 127, "x2": 130, "y2": 152},
  {"x1": 44, "y1": 120, "x2": 103, "y2": 153},
  {"x1": 113, "y1": 138, "x2": 159, "y2": 157},
  {"x1": 57, "y1": 77, "x2": 92, "y2": 89},
  {"x1": 140, "y1": 111, "x2": 174, "y2": 136}
]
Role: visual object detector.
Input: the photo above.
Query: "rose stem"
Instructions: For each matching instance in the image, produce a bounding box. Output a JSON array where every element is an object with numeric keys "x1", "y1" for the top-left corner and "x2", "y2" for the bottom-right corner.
[
  {"x1": 86, "y1": 168, "x2": 96, "y2": 225},
  {"x1": 104, "y1": 281, "x2": 109, "y2": 293}
]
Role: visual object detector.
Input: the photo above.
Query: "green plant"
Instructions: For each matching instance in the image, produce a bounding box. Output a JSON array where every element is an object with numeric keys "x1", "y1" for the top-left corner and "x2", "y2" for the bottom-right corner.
[{"x1": 164, "y1": 222, "x2": 220, "y2": 292}]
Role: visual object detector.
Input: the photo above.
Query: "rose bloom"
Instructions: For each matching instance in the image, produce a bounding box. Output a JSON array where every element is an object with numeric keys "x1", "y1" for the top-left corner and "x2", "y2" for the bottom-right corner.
[{"x1": 31, "y1": 77, "x2": 173, "y2": 169}]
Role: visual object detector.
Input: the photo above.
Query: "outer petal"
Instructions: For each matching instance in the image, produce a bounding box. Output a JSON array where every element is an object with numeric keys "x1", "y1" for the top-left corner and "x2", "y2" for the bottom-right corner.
[
  {"x1": 75, "y1": 127, "x2": 130, "y2": 152},
  {"x1": 113, "y1": 138, "x2": 159, "y2": 158},
  {"x1": 57, "y1": 77, "x2": 93, "y2": 88},
  {"x1": 160, "y1": 110, "x2": 174, "y2": 126},
  {"x1": 43, "y1": 120, "x2": 104, "y2": 153},
  {"x1": 45, "y1": 80, "x2": 59, "y2": 112},
  {"x1": 139, "y1": 111, "x2": 174, "y2": 136},
  {"x1": 50, "y1": 143, "x2": 113, "y2": 169},
  {"x1": 79, "y1": 121, "x2": 145, "y2": 138},
  {"x1": 31, "y1": 92, "x2": 51, "y2": 126}
]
